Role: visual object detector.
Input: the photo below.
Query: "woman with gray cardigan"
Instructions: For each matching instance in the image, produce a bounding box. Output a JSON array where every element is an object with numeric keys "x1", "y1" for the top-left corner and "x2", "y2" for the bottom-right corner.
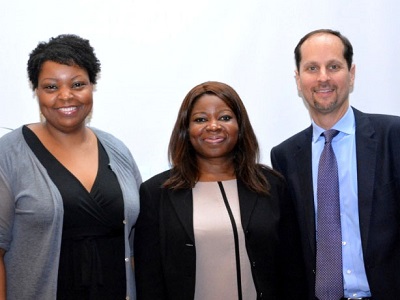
[{"x1": 0, "y1": 34, "x2": 141, "y2": 300}]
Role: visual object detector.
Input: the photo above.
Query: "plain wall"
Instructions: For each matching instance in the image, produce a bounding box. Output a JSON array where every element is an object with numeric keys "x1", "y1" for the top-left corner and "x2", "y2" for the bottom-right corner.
[{"x1": 1, "y1": 0, "x2": 399, "y2": 180}]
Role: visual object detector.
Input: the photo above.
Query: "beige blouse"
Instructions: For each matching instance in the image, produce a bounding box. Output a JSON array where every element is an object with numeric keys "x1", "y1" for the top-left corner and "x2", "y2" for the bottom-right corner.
[{"x1": 192, "y1": 180, "x2": 257, "y2": 300}]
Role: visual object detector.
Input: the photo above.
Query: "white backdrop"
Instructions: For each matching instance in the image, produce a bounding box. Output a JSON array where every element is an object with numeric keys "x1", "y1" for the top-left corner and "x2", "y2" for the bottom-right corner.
[{"x1": 1, "y1": 0, "x2": 399, "y2": 180}]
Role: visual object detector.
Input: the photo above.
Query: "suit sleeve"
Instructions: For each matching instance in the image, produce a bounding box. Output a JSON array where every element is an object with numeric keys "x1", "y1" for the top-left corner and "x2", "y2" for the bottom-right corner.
[
  {"x1": 270, "y1": 146, "x2": 283, "y2": 174},
  {"x1": 134, "y1": 182, "x2": 166, "y2": 300},
  {"x1": 276, "y1": 178, "x2": 308, "y2": 298}
]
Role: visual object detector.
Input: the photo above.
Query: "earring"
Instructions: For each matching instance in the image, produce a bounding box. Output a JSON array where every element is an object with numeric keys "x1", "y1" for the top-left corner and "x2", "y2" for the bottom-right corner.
[{"x1": 39, "y1": 111, "x2": 46, "y2": 122}]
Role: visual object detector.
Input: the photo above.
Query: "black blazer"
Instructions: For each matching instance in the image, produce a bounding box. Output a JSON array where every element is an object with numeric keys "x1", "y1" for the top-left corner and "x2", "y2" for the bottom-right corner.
[
  {"x1": 134, "y1": 167, "x2": 307, "y2": 300},
  {"x1": 270, "y1": 107, "x2": 400, "y2": 299}
]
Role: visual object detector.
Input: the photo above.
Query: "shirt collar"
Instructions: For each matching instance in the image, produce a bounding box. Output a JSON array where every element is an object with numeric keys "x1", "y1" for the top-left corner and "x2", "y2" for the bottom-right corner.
[{"x1": 312, "y1": 106, "x2": 356, "y2": 143}]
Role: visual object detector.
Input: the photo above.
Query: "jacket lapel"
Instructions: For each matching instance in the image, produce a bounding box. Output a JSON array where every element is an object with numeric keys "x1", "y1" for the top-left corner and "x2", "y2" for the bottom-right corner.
[
  {"x1": 295, "y1": 127, "x2": 317, "y2": 256},
  {"x1": 353, "y1": 108, "x2": 377, "y2": 251},
  {"x1": 168, "y1": 188, "x2": 195, "y2": 242},
  {"x1": 237, "y1": 178, "x2": 258, "y2": 231}
]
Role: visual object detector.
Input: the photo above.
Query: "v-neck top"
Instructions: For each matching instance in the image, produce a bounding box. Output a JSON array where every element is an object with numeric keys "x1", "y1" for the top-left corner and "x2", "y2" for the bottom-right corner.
[{"x1": 23, "y1": 125, "x2": 126, "y2": 299}]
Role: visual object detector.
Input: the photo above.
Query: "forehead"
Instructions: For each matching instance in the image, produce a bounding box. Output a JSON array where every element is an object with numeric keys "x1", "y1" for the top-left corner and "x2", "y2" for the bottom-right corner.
[
  {"x1": 299, "y1": 33, "x2": 346, "y2": 65},
  {"x1": 193, "y1": 94, "x2": 226, "y2": 108},
  {"x1": 39, "y1": 61, "x2": 87, "y2": 78}
]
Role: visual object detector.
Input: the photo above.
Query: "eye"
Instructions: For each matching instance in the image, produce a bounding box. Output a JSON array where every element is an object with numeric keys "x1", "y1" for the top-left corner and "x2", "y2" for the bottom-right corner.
[
  {"x1": 44, "y1": 84, "x2": 57, "y2": 90},
  {"x1": 193, "y1": 117, "x2": 207, "y2": 123},
  {"x1": 219, "y1": 115, "x2": 233, "y2": 121},
  {"x1": 308, "y1": 66, "x2": 318, "y2": 72},
  {"x1": 72, "y1": 82, "x2": 86, "y2": 89},
  {"x1": 329, "y1": 64, "x2": 340, "y2": 71}
]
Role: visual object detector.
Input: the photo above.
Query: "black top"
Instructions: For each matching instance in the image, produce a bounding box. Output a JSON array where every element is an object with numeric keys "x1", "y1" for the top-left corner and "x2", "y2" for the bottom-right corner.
[{"x1": 23, "y1": 126, "x2": 126, "y2": 300}]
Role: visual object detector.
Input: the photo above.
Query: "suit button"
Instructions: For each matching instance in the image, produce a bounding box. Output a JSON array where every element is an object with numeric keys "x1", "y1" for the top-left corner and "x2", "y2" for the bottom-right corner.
[{"x1": 252, "y1": 261, "x2": 256, "y2": 267}]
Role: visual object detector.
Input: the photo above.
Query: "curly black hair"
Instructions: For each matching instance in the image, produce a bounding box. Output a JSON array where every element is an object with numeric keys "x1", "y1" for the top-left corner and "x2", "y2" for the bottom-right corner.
[{"x1": 27, "y1": 34, "x2": 101, "y2": 90}]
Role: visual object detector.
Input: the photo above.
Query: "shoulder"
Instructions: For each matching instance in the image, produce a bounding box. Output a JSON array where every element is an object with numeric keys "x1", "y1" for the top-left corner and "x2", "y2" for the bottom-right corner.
[
  {"x1": 0, "y1": 126, "x2": 24, "y2": 147},
  {"x1": 354, "y1": 107, "x2": 400, "y2": 123},
  {"x1": 0, "y1": 127, "x2": 27, "y2": 166},
  {"x1": 256, "y1": 164, "x2": 287, "y2": 191},
  {"x1": 0, "y1": 127, "x2": 13, "y2": 139},
  {"x1": 353, "y1": 107, "x2": 400, "y2": 133},
  {"x1": 91, "y1": 127, "x2": 137, "y2": 163},
  {"x1": 271, "y1": 126, "x2": 312, "y2": 153},
  {"x1": 141, "y1": 170, "x2": 171, "y2": 189},
  {"x1": 91, "y1": 128, "x2": 142, "y2": 184},
  {"x1": 139, "y1": 170, "x2": 174, "y2": 206},
  {"x1": 259, "y1": 164, "x2": 281, "y2": 180},
  {"x1": 91, "y1": 127, "x2": 129, "y2": 150}
]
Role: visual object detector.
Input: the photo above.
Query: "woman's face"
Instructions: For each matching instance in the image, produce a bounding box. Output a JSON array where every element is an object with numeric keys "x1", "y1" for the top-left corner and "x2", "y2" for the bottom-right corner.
[
  {"x1": 36, "y1": 61, "x2": 93, "y2": 133},
  {"x1": 188, "y1": 94, "x2": 239, "y2": 161}
]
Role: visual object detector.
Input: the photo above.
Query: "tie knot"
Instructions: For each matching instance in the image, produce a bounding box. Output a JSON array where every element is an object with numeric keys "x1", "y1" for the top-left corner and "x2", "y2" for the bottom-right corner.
[{"x1": 322, "y1": 129, "x2": 339, "y2": 143}]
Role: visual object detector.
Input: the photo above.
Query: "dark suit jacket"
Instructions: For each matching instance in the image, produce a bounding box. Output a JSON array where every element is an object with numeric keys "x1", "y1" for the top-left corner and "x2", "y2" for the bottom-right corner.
[
  {"x1": 270, "y1": 107, "x2": 400, "y2": 299},
  {"x1": 134, "y1": 167, "x2": 307, "y2": 300}
]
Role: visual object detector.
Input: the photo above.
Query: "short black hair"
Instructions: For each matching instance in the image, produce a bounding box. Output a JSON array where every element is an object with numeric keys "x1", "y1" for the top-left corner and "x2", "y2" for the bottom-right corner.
[
  {"x1": 27, "y1": 34, "x2": 101, "y2": 90},
  {"x1": 294, "y1": 29, "x2": 353, "y2": 71}
]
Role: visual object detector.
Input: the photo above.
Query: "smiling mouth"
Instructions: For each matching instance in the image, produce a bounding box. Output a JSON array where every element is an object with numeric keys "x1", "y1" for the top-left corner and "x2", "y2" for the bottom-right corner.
[
  {"x1": 204, "y1": 136, "x2": 224, "y2": 143},
  {"x1": 57, "y1": 106, "x2": 78, "y2": 115},
  {"x1": 314, "y1": 88, "x2": 334, "y2": 93}
]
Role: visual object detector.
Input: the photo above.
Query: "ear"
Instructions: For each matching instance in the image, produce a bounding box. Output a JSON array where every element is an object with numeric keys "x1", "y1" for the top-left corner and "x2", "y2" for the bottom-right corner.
[
  {"x1": 349, "y1": 64, "x2": 356, "y2": 87},
  {"x1": 294, "y1": 69, "x2": 302, "y2": 93}
]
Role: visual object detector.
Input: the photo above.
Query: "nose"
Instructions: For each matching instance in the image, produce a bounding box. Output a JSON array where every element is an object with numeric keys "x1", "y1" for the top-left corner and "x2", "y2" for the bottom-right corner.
[
  {"x1": 58, "y1": 86, "x2": 73, "y2": 100},
  {"x1": 317, "y1": 67, "x2": 330, "y2": 82},
  {"x1": 206, "y1": 120, "x2": 221, "y2": 131}
]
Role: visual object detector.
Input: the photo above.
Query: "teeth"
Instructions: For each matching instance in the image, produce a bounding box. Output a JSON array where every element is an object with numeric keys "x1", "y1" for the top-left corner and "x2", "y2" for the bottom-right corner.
[
  {"x1": 58, "y1": 107, "x2": 77, "y2": 112},
  {"x1": 315, "y1": 89, "x2": 333, "y2": 92}
]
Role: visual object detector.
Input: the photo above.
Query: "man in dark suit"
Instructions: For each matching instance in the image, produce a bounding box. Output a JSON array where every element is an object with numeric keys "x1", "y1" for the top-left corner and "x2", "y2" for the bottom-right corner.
[{"x1": 271, "y1": 29, "x2": 400, "y2": 300}]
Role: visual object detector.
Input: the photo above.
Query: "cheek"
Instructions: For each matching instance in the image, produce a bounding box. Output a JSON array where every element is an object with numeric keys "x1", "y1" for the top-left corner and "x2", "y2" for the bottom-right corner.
[
  {"x1": 342, "y1": 77, "x2": 354, "y2": 90},
  {"x1": 297, "y1": 77, "x2": 312, "y2": 92},
  {"x1": 82, "y1": 91, "x2": 94, "y2": 103},
  {"x1": 188, "y1": 125, "x2": 203, "y2": 139},
  {"x1": 37, "y1": 94, "x2": 55, "y2": 108},
  {"x1": 229, "y1": 126, "x2": 239, "y2": 143}
]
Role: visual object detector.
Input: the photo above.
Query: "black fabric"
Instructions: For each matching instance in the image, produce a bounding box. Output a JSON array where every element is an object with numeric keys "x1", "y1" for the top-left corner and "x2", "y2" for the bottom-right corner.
[
  {"x1": 134, "y1": 168, "x2": 308, "y2": 300},
  {"x1": 23, "y1": 125, "x2": 126, "y2": 300}
]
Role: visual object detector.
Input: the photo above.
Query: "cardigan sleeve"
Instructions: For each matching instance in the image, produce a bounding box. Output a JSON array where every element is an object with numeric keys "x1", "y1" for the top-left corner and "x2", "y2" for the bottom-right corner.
[{"x1": 0, "y1": 167, "x2": 14, "y2": 252}]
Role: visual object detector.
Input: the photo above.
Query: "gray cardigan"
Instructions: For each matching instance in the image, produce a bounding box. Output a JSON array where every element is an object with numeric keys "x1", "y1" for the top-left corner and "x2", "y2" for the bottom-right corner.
[{"x1": 0, "y1": 126, "x2": 141, "y2": 300}]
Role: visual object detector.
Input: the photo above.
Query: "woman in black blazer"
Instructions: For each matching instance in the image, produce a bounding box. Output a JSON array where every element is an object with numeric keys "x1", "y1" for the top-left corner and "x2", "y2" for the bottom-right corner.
[{"x1": 134, "y1": 81, "x2": 307, "y2": 300}]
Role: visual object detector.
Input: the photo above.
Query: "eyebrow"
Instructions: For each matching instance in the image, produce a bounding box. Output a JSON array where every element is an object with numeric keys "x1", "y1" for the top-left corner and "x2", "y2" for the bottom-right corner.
[
  {"x1": 191, "y1": 109, "x2": 233, "y2": 115},
  {"x1": 40, "y1": 74, "x2": 87, "y2": 82},
  {"x1": 303, "y1": 59, "x2": 344, "y2": 66}
]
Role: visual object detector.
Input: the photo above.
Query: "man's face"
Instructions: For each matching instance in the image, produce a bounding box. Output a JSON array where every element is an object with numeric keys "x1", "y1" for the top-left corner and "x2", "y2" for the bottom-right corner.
[{"x1": 295, "y1": 33, "x2": 355, "y2": 122}]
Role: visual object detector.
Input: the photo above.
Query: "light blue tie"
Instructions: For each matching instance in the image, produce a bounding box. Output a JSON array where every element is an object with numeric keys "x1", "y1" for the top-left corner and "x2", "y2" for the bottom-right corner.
[{"x1": 315, "y1": 129, "x2": 343, "y2": 300}]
